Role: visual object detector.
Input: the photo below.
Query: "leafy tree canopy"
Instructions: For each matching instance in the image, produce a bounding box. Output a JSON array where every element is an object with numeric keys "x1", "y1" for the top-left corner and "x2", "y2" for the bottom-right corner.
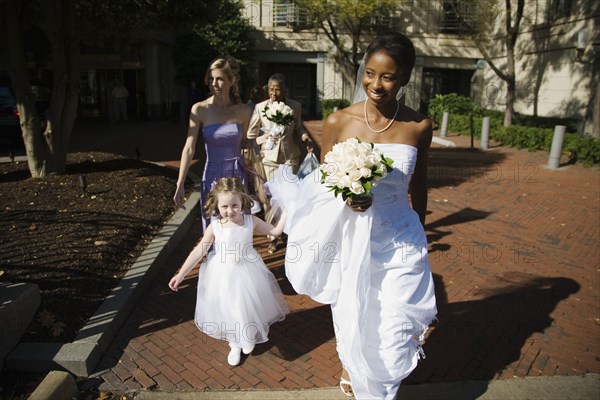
[
  {"x1": 173, "y1": 0, "x2": 257, "y2": 90},
  {"x1": 0, "y1": 0, "x2": 255, "y2": 177},
  {"x1": 295, "y1": 0, "x2": 398, "y2": 75}
]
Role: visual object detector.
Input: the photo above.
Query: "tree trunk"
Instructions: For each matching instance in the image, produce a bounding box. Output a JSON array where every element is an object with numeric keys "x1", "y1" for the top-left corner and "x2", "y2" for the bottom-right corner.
[
  {"x1": 593, "y1": 77, "x2": 600, "y2": 138},
  {"x1": 3, "y1": 0, "x2": 79, "y2": 178},
  {"x1": 4, "y1": 0, "x2": 48, "y2": 178},
  {"x1": 504, "y1": 25, "x2": 516, "y2": 127},
  {"x1": 502, "y1": 0, "x2": 521, "y2": 127},
  {"x1": 504, "y1": 77, "x2": 515, "y2": 126},
  {"x1": 43, "y1": 0, "x2": 80, "y2": 174}
]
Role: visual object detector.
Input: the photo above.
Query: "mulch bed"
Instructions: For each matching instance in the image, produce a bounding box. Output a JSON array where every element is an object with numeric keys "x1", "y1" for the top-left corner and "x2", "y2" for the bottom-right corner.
[{"x1": 0, "y1": 152, "x2": 190, "y2": 344}]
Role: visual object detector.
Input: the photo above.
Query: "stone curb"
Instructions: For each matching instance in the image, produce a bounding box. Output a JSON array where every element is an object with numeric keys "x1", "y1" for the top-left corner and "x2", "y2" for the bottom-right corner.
[
  {"x1": 6, "y1": 163, "x2": 200, "y2": 377},
  {"x1": 27, "y1": 370, "x2": 78, "y2": 400},
  {"x1": 0, "y1": 155, "x2": 27, "y2": 163},
  {"x1": 432, "y1": 136, "x2": 457, "y2": 147},
  {"x1": 0, "y1": 282, "x2": 40, "y2": 370},
  {"x1": 123, "y1": 374, "x2": 600, "y2": 400}
]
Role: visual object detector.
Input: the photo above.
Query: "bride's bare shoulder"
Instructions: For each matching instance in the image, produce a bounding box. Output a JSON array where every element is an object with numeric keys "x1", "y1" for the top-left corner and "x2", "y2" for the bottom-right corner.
[
  {"x1": 398, "y1": 105, "x2": 432, "y2": 145},
  {"x1": 324, "y1": 102, "x2": 363, "y2": 129}
]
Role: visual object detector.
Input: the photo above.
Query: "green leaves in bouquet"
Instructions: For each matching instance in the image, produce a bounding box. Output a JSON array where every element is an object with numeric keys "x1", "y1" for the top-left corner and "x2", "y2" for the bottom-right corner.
[
  {"x1": 261, "y1": 104, "x2": 295, "y2": 126},
  {"x1": 320, "y1": 137, "x2": 395, "y2": 202}
]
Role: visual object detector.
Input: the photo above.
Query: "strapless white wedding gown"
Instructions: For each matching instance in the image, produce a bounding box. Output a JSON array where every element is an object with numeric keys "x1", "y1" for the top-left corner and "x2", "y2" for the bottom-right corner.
[{"x1": 268, "y1": 143, "x2": 437, "y2": 399}]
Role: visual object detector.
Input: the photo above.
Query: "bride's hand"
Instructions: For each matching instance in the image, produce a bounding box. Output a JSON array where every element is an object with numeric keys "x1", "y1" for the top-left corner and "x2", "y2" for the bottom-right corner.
[{"x1": 346, "y1": 196, "x2": 372, "y2": 212}]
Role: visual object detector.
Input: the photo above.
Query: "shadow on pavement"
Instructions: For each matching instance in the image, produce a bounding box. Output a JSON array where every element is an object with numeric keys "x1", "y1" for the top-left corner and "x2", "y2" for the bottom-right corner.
[
  {"x1": 426, "y1": 207, "x2": 494, "y2": 247},
  {"x1": 404, "y1": 272, "x2": 580, "y2": 399},
  {"x1": 257, "y1": 305, "x2": 335, "y2": 361},
  {"x1": 428, "y1": 147, "x2": 508, "y2": 190}
]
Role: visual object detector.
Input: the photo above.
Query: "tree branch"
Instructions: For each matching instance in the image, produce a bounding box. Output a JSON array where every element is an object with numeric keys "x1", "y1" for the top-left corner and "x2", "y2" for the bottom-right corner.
[{"x1": 472, "y1": 37, "x2": 510, "y2": 82}]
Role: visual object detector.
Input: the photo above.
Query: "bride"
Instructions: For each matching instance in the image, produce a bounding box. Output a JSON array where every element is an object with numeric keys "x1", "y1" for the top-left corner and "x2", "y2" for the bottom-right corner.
[{"x1": 270, "y1": 31, "x2": 437, "y2": 399}]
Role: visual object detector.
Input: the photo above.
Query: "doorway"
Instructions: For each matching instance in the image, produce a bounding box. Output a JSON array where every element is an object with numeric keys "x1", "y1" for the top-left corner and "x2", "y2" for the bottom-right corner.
[
  {"x1": 420, "y1": 68, "x2": 474, "y2": 114},
  {"x1": 261, "y1": 63, "x2": 317, "y2": 117}
]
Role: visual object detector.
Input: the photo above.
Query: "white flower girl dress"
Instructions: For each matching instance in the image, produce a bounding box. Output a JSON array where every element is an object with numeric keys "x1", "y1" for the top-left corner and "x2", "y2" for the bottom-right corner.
[{"x1": 194, "y1": 214, "x2": 289, "y2": 352}]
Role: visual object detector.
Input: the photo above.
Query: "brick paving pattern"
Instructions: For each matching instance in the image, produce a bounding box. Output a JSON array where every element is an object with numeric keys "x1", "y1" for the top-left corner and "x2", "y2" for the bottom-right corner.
[{"x1": 82, "y1": 120, "x2": 599, "y2": 392}]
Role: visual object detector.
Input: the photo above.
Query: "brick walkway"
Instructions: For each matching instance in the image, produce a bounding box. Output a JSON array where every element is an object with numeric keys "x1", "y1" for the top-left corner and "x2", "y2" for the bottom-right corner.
[{"x1": 79, "y1": 120, "x2": 599, "y2": 392}]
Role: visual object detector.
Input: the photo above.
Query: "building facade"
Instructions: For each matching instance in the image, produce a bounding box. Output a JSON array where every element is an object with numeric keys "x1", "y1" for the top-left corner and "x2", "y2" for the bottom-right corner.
[
  {"x1": 242, "y1": 0, "x2": 599, "y2": 136},
  {"x1": 78, "y1": 34, "x2": 178, "y2": 121},
  {"x1": 478, "y1": 0, "x2": 599, "y2": 136},
  {"x1": 0, "y1": 31, "x2": 179, "y2": 123}
]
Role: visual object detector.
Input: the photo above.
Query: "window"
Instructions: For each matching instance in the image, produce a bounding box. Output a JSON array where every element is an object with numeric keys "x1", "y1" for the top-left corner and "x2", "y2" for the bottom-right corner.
[
  {"x1": 272, "y1": 1, "x2": 312, "y2": 29},
  {"x1": 420, "y1": 68, "x2": 475, "y2": 113},
  {"x1": 365, "y1": 14, "x2": 403, "y2": 32},
  {"x1": 440, "y1": 0, "x2": 476, "y2": 35},
  {"x1": 547, "y1": 0, "x2": 573, "y2": 20}
]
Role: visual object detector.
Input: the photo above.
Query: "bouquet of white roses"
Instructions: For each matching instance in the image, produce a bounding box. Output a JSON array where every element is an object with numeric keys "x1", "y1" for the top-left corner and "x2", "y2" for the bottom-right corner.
[
  {"x1": 261, "y1": 101, "x2": 295, "y2": 150},
  {"x1": 320, "y1": 137, "x2": 394, "y2": 202}
]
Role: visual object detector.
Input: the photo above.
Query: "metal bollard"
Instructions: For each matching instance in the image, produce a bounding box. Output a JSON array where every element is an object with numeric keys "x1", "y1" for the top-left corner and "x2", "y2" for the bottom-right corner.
[
  {"x1": 547, "y1": 125, "x2": 566, "y2": 169},
  {"x1": 480, "y1": 116, "x2": 490, "y2": 150},
  {"x1": 440, "y1": 111, "x2": 449, "y2": 137}
]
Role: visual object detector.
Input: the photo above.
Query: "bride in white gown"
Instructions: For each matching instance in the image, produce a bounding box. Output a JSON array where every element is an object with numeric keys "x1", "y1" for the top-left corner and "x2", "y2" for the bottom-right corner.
[{"x1": 269, "y1": 32, "x2": 437, "y2": 399}]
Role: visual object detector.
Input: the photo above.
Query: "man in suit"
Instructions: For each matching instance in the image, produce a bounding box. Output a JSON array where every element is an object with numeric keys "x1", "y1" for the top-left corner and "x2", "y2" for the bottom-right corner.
[{"x1": 247, "y1": 73, "x2": 312, "y2": 253}]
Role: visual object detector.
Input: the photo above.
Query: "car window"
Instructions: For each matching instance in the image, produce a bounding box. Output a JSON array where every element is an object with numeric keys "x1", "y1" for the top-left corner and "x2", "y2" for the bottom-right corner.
[{"x1": 0, "y1": 87, "x2": 16, "y2": 107}]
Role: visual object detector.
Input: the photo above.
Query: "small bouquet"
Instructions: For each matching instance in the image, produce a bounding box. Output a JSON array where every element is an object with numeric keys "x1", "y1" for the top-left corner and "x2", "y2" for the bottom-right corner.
[
  {"x1": 261, "y1": 101, "x2": 294, "y2": 150},
  {"x1": 320, "y1": 137, "x2": 394, "y2": 201}
]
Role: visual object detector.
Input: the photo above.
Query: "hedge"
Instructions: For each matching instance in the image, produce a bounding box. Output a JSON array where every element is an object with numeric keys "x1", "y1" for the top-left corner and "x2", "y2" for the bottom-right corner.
[
  {"x1": 428, "y1": 93, "x2": 480, "y2": 126},
  {"x1": 428, "y1": 94, "x2": 598, "y2": 166},
  {"x1": 322, "y1": 99, "x2": 351, "y2": 120}
]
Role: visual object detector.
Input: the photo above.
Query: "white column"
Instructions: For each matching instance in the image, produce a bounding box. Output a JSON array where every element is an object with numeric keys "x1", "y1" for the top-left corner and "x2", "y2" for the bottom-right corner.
[
  {"x1": 547, "y1": 125, "x2": 566, "y2": 169},
  {"x1": 480, "y1": 116, "x2": 490, "y2": 150}
]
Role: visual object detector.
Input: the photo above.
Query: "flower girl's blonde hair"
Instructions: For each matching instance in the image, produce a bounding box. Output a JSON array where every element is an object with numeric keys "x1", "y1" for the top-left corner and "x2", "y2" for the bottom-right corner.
[{"x1": 204, "y1": 177, "x2": 254, "y2": 218}]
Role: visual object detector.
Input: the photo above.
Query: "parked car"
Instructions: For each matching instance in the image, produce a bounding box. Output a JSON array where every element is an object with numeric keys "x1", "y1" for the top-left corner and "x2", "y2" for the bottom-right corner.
[
  {"x1": 0, "y1": 84, "x2": 50, "y2": 151},
  {"x1": 0, "y1": 85, "x2": 21, "y2": 149}
]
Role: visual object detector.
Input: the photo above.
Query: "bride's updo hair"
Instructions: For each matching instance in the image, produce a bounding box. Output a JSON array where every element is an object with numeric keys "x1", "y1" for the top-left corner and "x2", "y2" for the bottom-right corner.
[
  {"x1": 204, "y1": 177, "x2": 254, "y2": 218},
  {"x1": 365, "y1": 32, "x2": 416, "y2": 85},
  {"x1": 204, "y1": 56, "x2": 242, "y2": 104}
]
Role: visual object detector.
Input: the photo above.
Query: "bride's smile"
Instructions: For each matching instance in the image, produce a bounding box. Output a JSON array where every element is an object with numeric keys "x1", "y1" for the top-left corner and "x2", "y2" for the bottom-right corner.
[{"x1": 362, "y1": 51, "x2": 403, "y2": 106}]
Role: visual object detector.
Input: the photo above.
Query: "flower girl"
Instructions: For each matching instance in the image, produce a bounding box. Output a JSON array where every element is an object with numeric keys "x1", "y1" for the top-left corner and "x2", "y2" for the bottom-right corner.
[{"x1": 168, "y1": 177, "x2": 288, "y2": 366}]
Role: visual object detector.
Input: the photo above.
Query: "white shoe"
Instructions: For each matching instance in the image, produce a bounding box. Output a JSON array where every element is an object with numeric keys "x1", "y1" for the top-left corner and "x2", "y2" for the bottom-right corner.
[
  {"x1": 227, "y1": 346, "x2": 241, "y2": 366},
  {"x1": 242, "y1": 344, "x2": 255, "y2": 355}
]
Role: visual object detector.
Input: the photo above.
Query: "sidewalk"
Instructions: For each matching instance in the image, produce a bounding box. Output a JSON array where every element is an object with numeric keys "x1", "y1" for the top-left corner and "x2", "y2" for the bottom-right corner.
[{"x1": 70, "y1": 119, "x2": 599, "y2": 398}]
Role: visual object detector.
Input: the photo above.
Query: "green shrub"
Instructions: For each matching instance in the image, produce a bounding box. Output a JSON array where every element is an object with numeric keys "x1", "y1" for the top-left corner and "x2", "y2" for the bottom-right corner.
[
  {"x1": 427, "y1": 93, "x2": 596, "y2": 165},
  {"x1": 444, "y1": 113, "x2": 503, "y2": 140},
  {"x1": 322, "y1": 99, "x2": 351, "y2": 120},
  {"x1": 441, "y1": 113, "x2": 599, "y2": 166},
  {"x1": 564, "y1": 134, "x2": 600, "y2": 166},
  {"x1": 491, "y1": 126, "x2": 599, "y2": 166},
  {"x1": 513, "y1": 114, "x2": 579, "y2": 133},
  {"x1": 447, "y1": 114, "x2": 475, "y2": 137},
  {"x1": 493, "y1": 125, "x2": 553, "y2": 151},
  {"x1": 480, "y1": 110, "x2": 579, "y2": 133},
  {"x1": 428, "y1": 93, "x2": 480, "y2": 126},
  {"x1": 481, "y1": 109, "x2": 504, "y2": 127}
]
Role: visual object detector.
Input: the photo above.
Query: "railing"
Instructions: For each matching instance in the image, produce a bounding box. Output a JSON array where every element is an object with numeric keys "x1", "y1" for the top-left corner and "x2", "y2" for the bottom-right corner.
[
  {"x1": 439, "y1": 0, "x2": 477, "y2": 35},
  {"x1": 272, "y1": 2, "x2": 313, "y2": 29},
  {"x1": 267, "y1": 0, "x2": 479, "y2": 35}
]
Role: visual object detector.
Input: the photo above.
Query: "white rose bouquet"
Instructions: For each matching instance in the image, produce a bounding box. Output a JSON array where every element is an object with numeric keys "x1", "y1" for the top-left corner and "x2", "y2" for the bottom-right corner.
[
  {"x1": 320, "y1": 137, "x2": 394, "y2": 202},
  {"x1": 261, "y1": 101, "x2": 295, "y2": 150}
]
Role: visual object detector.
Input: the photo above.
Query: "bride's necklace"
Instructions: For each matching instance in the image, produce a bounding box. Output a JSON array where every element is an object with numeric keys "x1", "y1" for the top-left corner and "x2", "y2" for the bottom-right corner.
[{"x1": 364, "y1": 100, "x2": 400, "y2": 134}]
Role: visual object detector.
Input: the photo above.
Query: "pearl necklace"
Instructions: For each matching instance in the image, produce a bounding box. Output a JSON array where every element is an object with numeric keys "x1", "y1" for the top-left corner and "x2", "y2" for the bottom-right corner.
[{"x1": 364, "y1": 99, "x2": 400, "y2": 134}]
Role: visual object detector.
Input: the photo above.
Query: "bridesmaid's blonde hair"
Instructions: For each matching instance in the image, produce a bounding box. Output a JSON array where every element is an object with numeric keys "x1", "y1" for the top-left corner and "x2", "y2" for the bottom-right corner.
[
  {"x1": 204, "y1": 56, "x2": 242, "y2": 104},
  {"x1": 204, "y1": 177, "x2": 253, "y2": 217}
]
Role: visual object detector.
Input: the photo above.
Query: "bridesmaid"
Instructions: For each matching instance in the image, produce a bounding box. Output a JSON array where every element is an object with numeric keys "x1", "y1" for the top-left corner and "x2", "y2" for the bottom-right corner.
[{"x1": 173, "y1": 56, "x2": 251, "y2": 228}]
